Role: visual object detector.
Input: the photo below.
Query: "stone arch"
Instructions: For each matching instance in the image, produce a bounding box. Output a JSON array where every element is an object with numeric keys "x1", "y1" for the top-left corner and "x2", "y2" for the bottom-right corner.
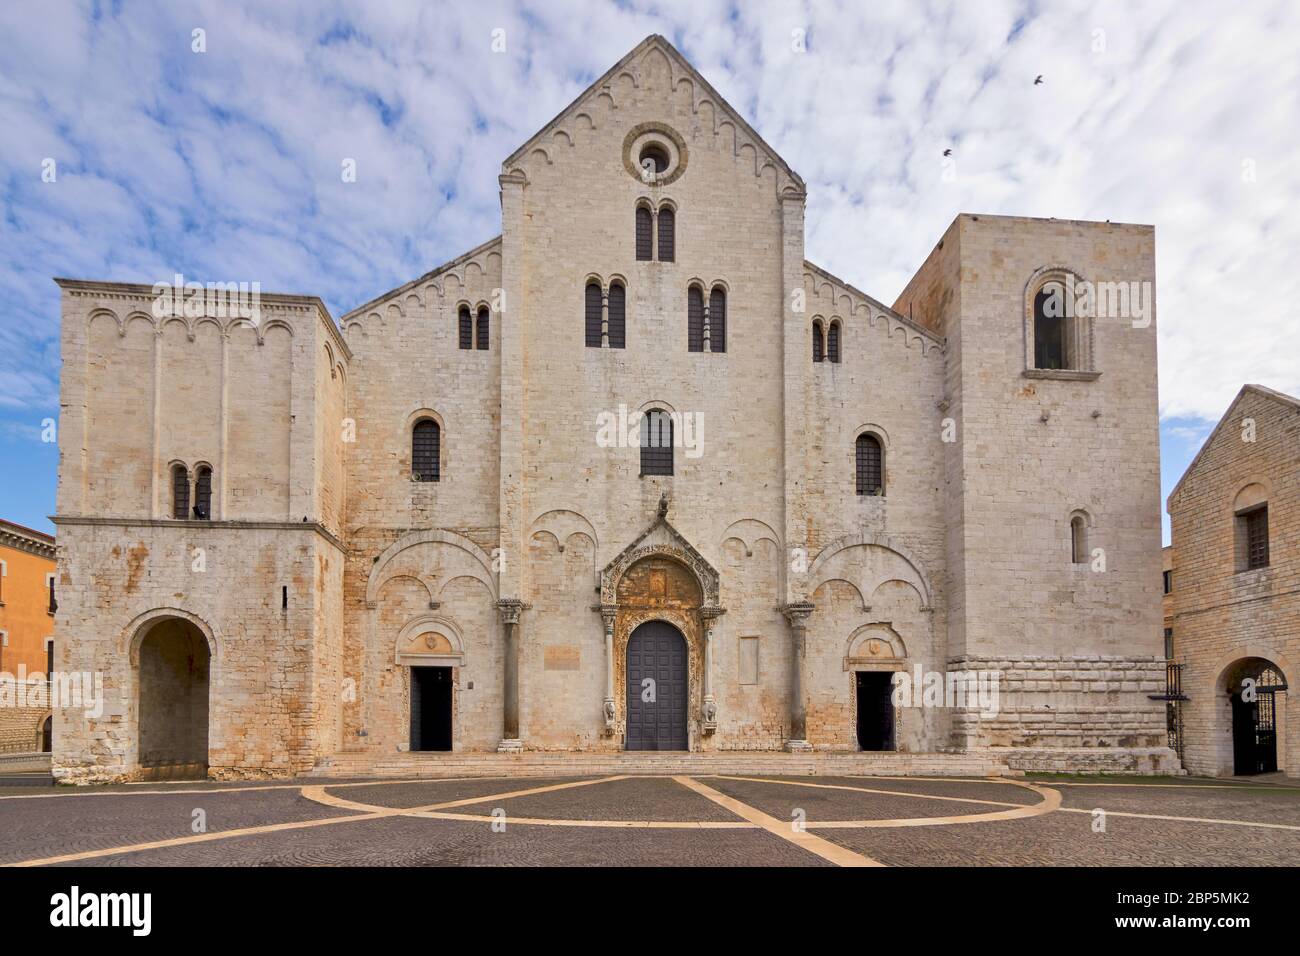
[
  {"x1": 366, "y1": 529, "x2": 496, "y2": 608},
  {"x1": 807, "y1": 532, "x2": 934, "y2": 610},
  {"x1": 124, "y1": 607, "x2": 219, "y2": 665},
  {"x1": 1023, "y1": 264, "x2": 1095, "y2": 373},
  {"x1": 126, "y1": 609, "x2": 214, "y2": 779},
  {"x1": 845, "y1": 623, "x2": 909, "y2": 669},
  {"x1": 395, "y1": 615, "x2": 465, "y2": 667}
]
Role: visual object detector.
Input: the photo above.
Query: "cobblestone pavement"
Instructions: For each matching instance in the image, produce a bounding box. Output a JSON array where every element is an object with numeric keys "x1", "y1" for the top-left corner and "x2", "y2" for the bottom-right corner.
[{"x1": 1, "y1": 773, "x2": 1296, "y2": 867}]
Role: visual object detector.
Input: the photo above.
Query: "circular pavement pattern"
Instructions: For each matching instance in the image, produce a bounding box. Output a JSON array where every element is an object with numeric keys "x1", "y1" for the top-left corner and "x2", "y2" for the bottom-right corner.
[{"x1": 1, "y1": 773, "x2": 1297, "y2": 867}]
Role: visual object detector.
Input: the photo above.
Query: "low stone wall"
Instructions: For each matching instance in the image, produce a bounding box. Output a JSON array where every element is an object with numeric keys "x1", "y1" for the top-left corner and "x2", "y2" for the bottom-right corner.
[
  {"x1": 987, "y1": 746, "x2": 1182, "y2": 775},
  {"x1": 0, "y1": 751, "x2": 53, "y2": 773},
  {"x1": 0, "y1": 706, "x2": 49, "y2": 754}
]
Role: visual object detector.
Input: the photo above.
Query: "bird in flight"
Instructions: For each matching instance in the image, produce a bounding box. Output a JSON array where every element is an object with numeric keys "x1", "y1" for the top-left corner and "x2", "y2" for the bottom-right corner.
[
  {"x1": 943, "y1": 148, "x2": 952, "y2": 157},
  {"x1": 1034, "y1": 75, "x2": 1044, "y2": 85}
]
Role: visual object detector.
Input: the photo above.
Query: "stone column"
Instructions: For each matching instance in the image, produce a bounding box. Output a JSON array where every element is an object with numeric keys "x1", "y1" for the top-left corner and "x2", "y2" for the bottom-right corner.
[
  {"x1": 601, "y1": 605, "x2": 617, "y2": 733},
  {"x1": 781, "y1": 602, "x2": 815, "y2": 751},
  {"x1": 497, "y1": 599, "x2": 524, "y2": 752},
  {"x1": 700, "y1": 607, "x2": 724, "y2": 732}
]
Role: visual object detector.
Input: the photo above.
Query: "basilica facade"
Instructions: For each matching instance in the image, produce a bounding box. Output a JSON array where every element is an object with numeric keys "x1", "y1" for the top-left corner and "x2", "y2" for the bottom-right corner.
[{"x1": 51, "y1": 36, "x2": 1175, "y2": 781}]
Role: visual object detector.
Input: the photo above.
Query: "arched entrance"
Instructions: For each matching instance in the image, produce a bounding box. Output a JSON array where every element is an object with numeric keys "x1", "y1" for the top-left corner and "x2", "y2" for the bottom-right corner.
[
  {"x1": 40, "y1": 716, "x2": 52, "y2": 753},
  {"x1": 137, "y1": 617, "x2": 211, "y2": 779},
  {"x1": 1224, "y1": 657, "x2": 1287, "y2": 776},
  {"x1": 625, "y1": 621, "x2": 688, "y2": 751}
]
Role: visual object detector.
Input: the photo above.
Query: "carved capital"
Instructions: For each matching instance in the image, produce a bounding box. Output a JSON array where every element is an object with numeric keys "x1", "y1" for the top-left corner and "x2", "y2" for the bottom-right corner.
[
  {"x1": 496, "y1": 598, "x2": 527, "y2": 626},
  {"x1": 780, "y1": 601, "x2": 815, "y2": 628}
]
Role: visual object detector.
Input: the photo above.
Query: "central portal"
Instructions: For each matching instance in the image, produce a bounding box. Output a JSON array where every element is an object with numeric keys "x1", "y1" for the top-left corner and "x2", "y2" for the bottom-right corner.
[
  {"x1": 625, "y1": 621, "x2": 688, "y2": 751},
  {"x1": 856, "y1": 671, "x2": 896, "y2": 751}
]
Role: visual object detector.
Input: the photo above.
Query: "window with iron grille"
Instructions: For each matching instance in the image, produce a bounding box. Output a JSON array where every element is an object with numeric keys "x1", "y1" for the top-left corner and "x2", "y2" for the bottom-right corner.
[
  {"x1": 687, "y1": 286, "x2": 704, "y2": 352},
  {"x1": 1244, "y1": 506, "x2": 1269, "y2": 569},
  {"x1": 608, "y1": 283, "x2": 626, "y2": 349},
  {"x1": 172, "y1": 464, "x2": 190, "y2": 519},
  {"x1": 827, "y1": 320, "x2": 841, "y2": 363},
  {"x1": 657, "y1": 206, "x2": 675, "y2": 261},
  {"x1": 640, "y1": 410, "x2": 674, "y2": 476},
  {"x1": 585, "y1": 282, "x2": 603, "y2": 348},
  {"x1": 458, "y1": 306, "x2": 472, "y2": 350},
  {"x1": 195, "y1": 466, "x2": 212, "y2": 520},
  {"x1": 412, "y1": 419, "x2": 440, "y2": 481},
  {"x1": 813, "y1": 321, "x2": 824, "y2": 362},
  {"x1": 476, "y1": 306, "x2": 489, "y2": 350},
  {"x1": 635, "y1": 206, "x2": 653, "y2": 261},
  {"x1": 855, "y1": 434, "x2": 883, "y2": 495},
  {"x1": 709, "y1": 287, "x2": 726, "y2": 353}
]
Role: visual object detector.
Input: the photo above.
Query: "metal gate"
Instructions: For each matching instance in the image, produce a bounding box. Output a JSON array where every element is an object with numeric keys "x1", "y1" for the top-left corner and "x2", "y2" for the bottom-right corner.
[
  {"x1": 1232, "y1": 690, "x2": 1277, "y2": 775},
  {"x1": 625, "y1": 621, "x2": 688, "y2": 751}
]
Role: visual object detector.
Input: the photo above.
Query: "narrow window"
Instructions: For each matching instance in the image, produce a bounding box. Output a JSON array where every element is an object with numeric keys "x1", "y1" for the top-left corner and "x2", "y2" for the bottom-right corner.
[
  {"x1": 828, "y1": 321, "x2": 841, "y2": 363},
  {"x1": 1070, "y1": 516, "x2": 1088, "y2": 563},
  {"x1": 172, "y1": 464, "x2": 190, "y2": 519},
  {"x1": 1162, "y1": 569, "x2": 1172, "y2": 594},
  {"x1": 46, "y1": 639, "x2": 53, "y2": 677},
  {"x1": 476, "y1": 306, "x2": 489, "y2": 350},
  {"x1": 607, "y1": 283, "x2": 626, "y2": 349},
  {"x1": 640, "y1": 409, "x2": 674, "y2": 476},
  {"x1": 687, "y1": 286, "x2": 705, "y2": 352},
  {"x1": 855, "y1": 434, "x2": 883, "y2": 496},
  {"x1": 709, "y1": 286, "x2": 726, "y2": 353},
  {"x1": 412, "y1": 419, "x2": 440, "y2": 482},
  {"x1": 585, "y1": 282, "x2": 603, "y2": 348},
  {"x1": 813, "y1": 321, "x2": 824, "y2": 363},
  {"x1": 1033, "y1": 284, "x2": 1067, "y2": 369},
  {"x1": 458, "y1": 306, "x2": 473, "y2": 350},
  {"x1": 657, "y1": 206, "x2": 675, "y2": 262},
  {"x1": 1242, "y1": 506, "x2": 1270, "y2": 570},
  {"x1": 195, "y1": 466, "x2": 212, "y2": 520},
  {"x1": 635, "y1": 205, "x2": 653, "y2": 261},
  {"x1": 281, "y1": 585, "x2": 288, "y2": 610},
  {"x1": 1163, "y1": 628, "x2": 1174, "y2": 660},
  {"x1": 47, "y1": 577, "x2": 57, "y2": 615},
  {"x1": 41, "y1": 716, "x2": 51, "y2": 753}
]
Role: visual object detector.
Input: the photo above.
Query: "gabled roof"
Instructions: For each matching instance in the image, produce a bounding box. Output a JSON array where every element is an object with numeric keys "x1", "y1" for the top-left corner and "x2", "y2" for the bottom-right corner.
[
  {"x1": 340, "y1": 235, "x2": 501, "y2": 323},
  {"x1": 503, "y1": 34, "x2": 804, "y2": 190},
  {"x1": 804, "y1": 259, "x2": 945, "y2": 348},
  {"x1": 1167, "y1": 383, "x2": 1300, "y2": 505}
]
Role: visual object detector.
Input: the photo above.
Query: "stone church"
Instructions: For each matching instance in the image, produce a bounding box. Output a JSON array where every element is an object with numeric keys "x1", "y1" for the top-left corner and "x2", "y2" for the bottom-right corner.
[{"x1": 51, "y1": 36, "x2": 1175, "y2": 782}]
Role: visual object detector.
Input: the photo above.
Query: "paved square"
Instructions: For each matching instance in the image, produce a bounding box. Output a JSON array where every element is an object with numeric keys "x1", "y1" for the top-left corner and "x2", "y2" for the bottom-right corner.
[{"x1": 1, "y1": 774, "x2": 1296, "y2": 867}]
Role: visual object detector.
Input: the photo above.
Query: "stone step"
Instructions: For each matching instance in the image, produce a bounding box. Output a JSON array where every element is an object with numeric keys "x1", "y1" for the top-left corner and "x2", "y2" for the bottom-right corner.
[{"x1": 305, "y1": 751, "x2": 1013, "y2": 779}]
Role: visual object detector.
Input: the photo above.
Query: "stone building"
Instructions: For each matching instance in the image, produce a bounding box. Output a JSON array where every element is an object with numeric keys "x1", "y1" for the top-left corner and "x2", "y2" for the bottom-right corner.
[
  {"x1": 0, "y1": 519, "x2": 57, "y2": 754},
  {"x1": 1166, "y1": 384, "x2": 1298, "y2": 777},
  {"x1": 51, "y1": 35, "x2": 1173, "y2": 782}
]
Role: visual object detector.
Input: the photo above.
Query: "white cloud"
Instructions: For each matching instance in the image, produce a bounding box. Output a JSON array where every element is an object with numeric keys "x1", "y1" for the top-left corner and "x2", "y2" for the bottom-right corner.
[{"x1": 0, "y1": 0, "x2": 1295, "y2": 421}]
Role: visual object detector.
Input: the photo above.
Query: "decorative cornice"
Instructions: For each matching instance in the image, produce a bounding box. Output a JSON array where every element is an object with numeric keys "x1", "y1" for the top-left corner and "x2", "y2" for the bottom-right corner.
[
  {"x1": 50, "y1": 515, "x2": 346, "y2": 554},
  {"x1": 0, "y1": 520, "x2": 56, "y2": 560}
]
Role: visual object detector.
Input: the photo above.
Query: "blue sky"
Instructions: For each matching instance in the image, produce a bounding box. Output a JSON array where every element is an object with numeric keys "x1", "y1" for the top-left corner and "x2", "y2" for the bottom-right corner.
[{"x1": 1, "y1": 0, "x2": 1297, "y2": 539}]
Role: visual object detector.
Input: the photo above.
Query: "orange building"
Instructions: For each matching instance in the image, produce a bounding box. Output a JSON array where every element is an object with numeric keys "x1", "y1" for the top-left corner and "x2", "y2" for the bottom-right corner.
[{"x1": 0, "y1": 519, "x2": 57, "y2": 753}]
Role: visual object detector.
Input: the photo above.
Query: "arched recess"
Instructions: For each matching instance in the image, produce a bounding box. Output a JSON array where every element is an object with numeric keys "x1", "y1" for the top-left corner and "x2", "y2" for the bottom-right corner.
[
  {"x1": 844, "y1": 623, "x2": 909, "y2": 671},
  {"x1": 806, "y1": 532, "x2": 934, "y2": 610},
  {"x1": 395, "y1": 616, "x2": 466, "y2": 667},
  {"x1": 1212, "y1": 649, "x2": 1293, "y2": 776},
  {"x1": 366, "y1": 529, "x2": 497, "y2": 608}
]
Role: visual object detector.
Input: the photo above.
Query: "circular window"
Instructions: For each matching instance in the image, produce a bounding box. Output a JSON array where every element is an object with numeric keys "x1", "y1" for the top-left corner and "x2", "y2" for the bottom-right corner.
[
  {"x1": 639, "y1": 144, "x2": 670, "y2": 175},
  {"x1": 623, "y1": 124, "x2": 688, "y2": 185}
]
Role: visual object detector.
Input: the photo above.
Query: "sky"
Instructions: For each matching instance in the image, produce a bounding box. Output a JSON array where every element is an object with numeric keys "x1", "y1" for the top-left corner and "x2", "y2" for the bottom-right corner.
[{"x1": 1, "y1": 0, "x2": 1297, "y2": 539}]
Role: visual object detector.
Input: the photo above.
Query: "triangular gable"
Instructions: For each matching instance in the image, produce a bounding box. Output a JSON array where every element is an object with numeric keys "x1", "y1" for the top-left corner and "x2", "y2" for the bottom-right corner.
[
  {"x1": 1168, "y1": 383, "x2": 1300, "y2": 507},
  {"x1": 503, "y1": 34, "x2": 803, "y2": 191},
  {"x1": 599, "y1": 494, "x2": 721, "y2": 607},
  {"x1": 339, "y1": 234, "x2": 502, "y2": 327}
]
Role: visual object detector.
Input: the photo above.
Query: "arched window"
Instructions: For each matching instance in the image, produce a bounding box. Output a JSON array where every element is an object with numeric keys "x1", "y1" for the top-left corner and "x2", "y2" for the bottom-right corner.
[
  {"x1": 687, "y1": 285, "x2": 705, "y2": 352},
  {"x1": 640, "y1": 409, "x2": 674, "y2": 476},
  {"x1": 585, "y1": 281, "x2": 603, "y2": 348},
  {"x1": 1070, "y1": 515, "x2": 1088, "y2": 564},
  {"x1": 813, "y1": 321, "x2": 824, "y2": 363},
  {"x1": 1033, "y1": 284, "x2": 1067, "y2": 370},
  {"x1": 458, "y1": 306, "x2": 473, "y2": 350},
  {"x1": 476, "y1": 306, "x2": 489, "y2": 350},
  {"x1": 709, "y1": 286, "x2": 726, "y2": 353},
  {"x1": 657, "y1": 206, "x2": 675, "y2": 262},
  {"x1": 635, "y1": 205, "x2": 653, "y2": 261},
  {"x1": 855, "y1": 434, "x2": 883, "y2": 496},
  {"x1": 827, "y1": 320, "x2": 841, "y2": 363},
  {"x1": 608, "y1": 282, "x2": 626, "y2": 349},
  {"x1": 171, "y1": 464, "x2": 190, "y2": 519},
  {"x1": 194, "y1": 466, "x2": 212, "y2": 520},
  {"x1": 412, "y1": 419, "x2": 440, "y2": 482}
]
